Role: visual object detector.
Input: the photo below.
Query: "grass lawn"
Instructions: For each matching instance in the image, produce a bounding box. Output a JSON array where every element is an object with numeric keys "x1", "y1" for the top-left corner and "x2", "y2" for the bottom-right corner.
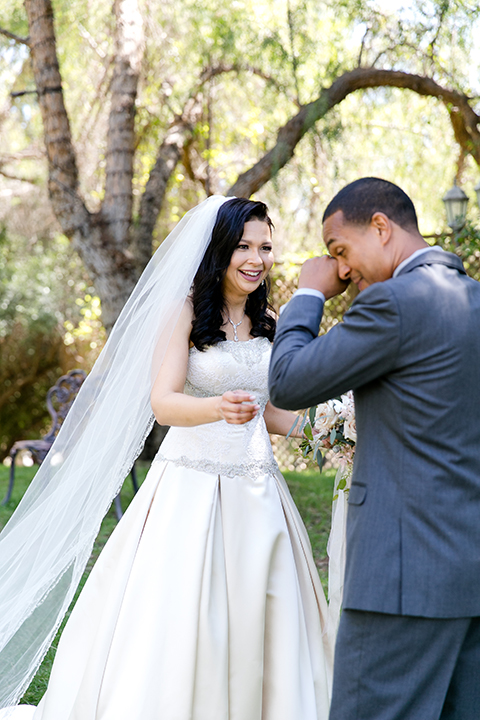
[{"x1": 0, "y1": 462, "x2": 335, "y2": 705}]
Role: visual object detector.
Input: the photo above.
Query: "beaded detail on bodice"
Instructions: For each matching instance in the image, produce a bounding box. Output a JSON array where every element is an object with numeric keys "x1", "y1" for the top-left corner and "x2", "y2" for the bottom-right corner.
[{"x1": 156, "y1": 337, "x2": 278, "y2": 478}]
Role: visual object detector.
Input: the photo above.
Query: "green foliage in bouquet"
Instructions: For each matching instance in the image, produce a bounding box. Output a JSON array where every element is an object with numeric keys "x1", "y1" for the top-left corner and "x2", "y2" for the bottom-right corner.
[{"x1": 288, "y1": 393, "x2": 356, "y2": 482}]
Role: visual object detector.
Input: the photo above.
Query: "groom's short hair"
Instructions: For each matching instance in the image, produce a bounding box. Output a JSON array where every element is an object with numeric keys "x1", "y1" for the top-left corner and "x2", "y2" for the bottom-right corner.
[{"x1": 323, "y1": 177, "x2": 419, "y2": 232}]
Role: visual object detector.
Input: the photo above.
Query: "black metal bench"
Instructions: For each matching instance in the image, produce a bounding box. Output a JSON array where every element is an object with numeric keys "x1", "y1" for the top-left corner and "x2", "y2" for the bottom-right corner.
[{"x1": 3, "y1": 368, "x2": 138, "y2": 519}]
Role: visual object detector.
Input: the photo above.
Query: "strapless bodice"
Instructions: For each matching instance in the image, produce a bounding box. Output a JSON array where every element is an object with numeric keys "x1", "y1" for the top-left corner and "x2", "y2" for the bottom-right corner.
[{"x1": 156, "y1": 337, "x2": 278, "y2": 478}]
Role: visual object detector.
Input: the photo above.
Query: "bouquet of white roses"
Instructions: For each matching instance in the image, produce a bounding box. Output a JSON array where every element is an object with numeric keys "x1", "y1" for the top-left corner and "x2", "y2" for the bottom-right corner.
[{"x1": 289, "y1": 391, "x2": 356, "y2": 484}]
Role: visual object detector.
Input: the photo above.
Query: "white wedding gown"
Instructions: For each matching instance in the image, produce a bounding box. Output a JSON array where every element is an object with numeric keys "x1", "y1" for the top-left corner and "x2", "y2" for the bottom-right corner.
[{"x1": 10, "y1": 337, "x2": 333, "y2": 720}]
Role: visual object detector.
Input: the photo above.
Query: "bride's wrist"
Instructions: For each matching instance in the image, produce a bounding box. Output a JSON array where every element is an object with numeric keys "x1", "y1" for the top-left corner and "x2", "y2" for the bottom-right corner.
[{"x1": 213, "y1": 395, "x2": 223, "y2": 422}]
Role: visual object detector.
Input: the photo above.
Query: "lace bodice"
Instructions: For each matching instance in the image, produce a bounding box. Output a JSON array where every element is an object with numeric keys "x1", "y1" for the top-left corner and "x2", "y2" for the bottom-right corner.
[{"x1": 156, "y1": 337, "x2": 278, "y2": 477}]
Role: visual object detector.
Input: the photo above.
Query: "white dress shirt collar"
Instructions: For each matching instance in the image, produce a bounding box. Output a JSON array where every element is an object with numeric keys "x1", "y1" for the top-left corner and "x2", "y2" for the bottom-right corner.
[{"x1": 393, "y1": 245, "x2": 444, "y2": 278}]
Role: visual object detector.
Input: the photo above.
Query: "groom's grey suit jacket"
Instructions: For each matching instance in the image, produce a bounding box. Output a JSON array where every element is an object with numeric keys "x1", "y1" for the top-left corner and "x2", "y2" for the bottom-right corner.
[{"x1": 269, "y1": 250, "x2": 480, "y2": 618}]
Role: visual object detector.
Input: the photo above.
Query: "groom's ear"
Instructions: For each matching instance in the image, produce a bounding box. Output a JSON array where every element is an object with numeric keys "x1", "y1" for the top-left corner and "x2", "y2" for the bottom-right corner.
[{"x1": 370, "y1": 212, "x2": 392, "y2": 247}]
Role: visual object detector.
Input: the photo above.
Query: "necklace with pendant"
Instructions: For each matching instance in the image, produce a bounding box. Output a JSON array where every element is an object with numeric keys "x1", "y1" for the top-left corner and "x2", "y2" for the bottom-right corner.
[{"x1": 227, "y1": 310, "x2": 246, "y2": 342}]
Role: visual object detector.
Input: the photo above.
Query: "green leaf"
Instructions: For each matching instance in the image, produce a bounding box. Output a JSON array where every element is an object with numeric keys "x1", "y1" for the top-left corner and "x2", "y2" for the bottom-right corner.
[
  {"x1": 304, "y1": 424, "x2": 313, "y2": 441},
  {"x1": 309, "y1": 406, "x2": 316, "y2": 426},
  {"x1": 337, "y1": 477, "x2": 347, "y2": 490},
  {"x1": 330, "y1": 427, "x2": 336, "y2": 444},
  {"x1": 286, "y1": 415, "x2": 299, "y2": 439},
  {"x1": 299, "y1": 408, "x2": 310, "y2": 434}
]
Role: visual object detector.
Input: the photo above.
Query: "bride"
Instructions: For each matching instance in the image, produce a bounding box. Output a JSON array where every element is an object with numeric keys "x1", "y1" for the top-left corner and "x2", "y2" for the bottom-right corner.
[{"x1": 0, "y1": 196, "x2": 333, "y2": 719}]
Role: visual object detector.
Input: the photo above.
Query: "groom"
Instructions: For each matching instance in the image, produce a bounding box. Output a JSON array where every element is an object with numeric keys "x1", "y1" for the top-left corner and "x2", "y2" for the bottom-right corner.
[{"x1": 269, "y1": 177, "x2": 480, "y2": 719}]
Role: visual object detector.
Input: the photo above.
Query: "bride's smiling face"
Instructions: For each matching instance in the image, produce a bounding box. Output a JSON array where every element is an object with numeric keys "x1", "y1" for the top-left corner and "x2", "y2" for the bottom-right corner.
[{"x1": 222, "y1": 220, "x2": 274, "y2": 299}]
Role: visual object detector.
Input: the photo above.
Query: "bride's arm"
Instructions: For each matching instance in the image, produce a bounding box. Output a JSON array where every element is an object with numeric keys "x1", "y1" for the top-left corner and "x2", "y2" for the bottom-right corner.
[
  {"x1": 151, "y1": 301, "x2": 259, "y2": 427},
  {"x1": 263, "y1": 401, "x2": 304, "y2": 437}
]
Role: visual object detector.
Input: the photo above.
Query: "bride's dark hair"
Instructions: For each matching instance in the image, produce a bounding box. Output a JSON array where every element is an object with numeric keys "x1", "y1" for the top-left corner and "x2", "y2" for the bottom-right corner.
[{"x1": 190, "y1": 198, "x2": 276, "y2": 351}]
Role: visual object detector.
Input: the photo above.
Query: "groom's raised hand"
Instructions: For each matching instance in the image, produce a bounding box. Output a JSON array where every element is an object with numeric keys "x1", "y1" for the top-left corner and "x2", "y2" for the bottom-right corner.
[{"x1": 298, "y1": 256, "x2": 349, "y2": 300}]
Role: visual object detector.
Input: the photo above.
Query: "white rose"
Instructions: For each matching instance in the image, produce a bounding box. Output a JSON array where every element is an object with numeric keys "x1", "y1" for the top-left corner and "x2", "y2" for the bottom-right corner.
[
  {"x1": 339, "y1": 392, "x2": 355, "y2": 418},
  {"x1": 343, "y1": 414, "x2": 357, "y2": 443},
  {"x1": 332, "y1": 398, "x2": 344, "y2": 414},
  {"x1": 314, "y1": 401, "x2": 339, "y2": 437}
]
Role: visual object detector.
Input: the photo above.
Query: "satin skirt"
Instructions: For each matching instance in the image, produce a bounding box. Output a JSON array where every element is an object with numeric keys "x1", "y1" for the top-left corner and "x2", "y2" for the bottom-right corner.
[{"x1": 9, "y1": 457, "x2": 333, "y2": 720}]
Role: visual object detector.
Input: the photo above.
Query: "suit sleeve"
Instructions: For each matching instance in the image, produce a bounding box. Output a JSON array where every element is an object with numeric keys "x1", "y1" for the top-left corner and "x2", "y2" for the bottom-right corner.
[{"x1": 268, "y1": 282, "x2": 401, "y2": 410}]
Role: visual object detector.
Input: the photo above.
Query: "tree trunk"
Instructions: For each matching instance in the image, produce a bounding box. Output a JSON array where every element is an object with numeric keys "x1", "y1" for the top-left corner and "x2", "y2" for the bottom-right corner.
[
  {"x1": 102, "y1": 0, "x2": 144, "y2": 249},
  {"x1": 24, "y1": 0, "x2": 145, "y2": 331},
  {"x1": 24, "y1": 0, "x2": 87, "y2": 234}
]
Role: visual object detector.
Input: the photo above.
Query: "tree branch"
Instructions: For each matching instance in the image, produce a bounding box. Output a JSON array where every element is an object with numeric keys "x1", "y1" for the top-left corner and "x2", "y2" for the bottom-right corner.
[
  {"x1": 0, "y1": 168, "x2": 38, "y2": 184},
  {"x1": 194, "y1": 63, "x2": 298, "y2": 107},
  {"x1": 428, "y1": 1, "x2": 449, "y2": 60},
  {"x1": 0, "y1": 149, "x2": 45, "y2": 162},
  {"x1": 77, "y1": 22, "x2": 107, "y2": 59},
  {"x1": 10, "y1": 90, "x2": 37, "y2": 98},
  {"x1": 181, "y1": 139, "x2": 208, "y2": 190},
  {"x1": 357, "y1": 26, "x2": 369, "y2": 68},
  {"x1": 132, "y1": 97, "x2": 203, "y2": 271},
  {"x1": 227, "y1": 67, "x2": 480, "y2": 197},
  {"x1": 448, "y1": 104, "x2": 480, "y2": 167},
  {"x1": 77, "y1": 57, "x2": 115, "y2": 149},
  {"x1": 0, "y1": 27, "x2": 30, "y2": 46}
]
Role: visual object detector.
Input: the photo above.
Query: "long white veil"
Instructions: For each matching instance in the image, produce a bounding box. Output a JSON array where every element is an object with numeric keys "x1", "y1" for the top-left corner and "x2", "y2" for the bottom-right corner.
[{"x1": 0, "y1": 195, "x2": 231, "y2": 709}]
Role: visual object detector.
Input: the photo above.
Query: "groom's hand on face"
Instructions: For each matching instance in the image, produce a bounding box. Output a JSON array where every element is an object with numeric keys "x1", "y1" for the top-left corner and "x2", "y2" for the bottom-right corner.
[{"x1": 298, "y1": 256, "x2": 350, "y2": 300}]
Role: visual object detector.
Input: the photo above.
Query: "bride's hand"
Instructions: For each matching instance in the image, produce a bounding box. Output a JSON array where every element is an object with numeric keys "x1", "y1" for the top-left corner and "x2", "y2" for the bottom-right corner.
[{"x1": 217, "y1": 390, "x2": 260, "y2": 424}]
